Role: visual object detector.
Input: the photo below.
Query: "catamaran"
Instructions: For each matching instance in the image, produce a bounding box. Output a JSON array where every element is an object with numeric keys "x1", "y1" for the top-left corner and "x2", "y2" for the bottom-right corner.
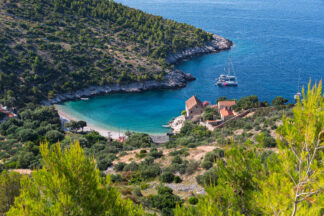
[{"x1": 215, "y1": 56, "x2": 238, "y2": 87}]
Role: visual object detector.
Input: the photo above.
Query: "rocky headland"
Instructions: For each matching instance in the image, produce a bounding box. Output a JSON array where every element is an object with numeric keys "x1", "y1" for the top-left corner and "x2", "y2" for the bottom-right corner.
[
  {"x1": 42, "y1": 34, "x2": 232, "y2": 105},
  {"x1": 166, "y1": 34, "x2": 233, "y2": 64}
]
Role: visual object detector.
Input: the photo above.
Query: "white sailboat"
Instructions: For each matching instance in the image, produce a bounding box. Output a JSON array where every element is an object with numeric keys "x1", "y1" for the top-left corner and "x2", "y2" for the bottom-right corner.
[{"x1": 215, "y1": 56, "x2": 238, "y2": 87}]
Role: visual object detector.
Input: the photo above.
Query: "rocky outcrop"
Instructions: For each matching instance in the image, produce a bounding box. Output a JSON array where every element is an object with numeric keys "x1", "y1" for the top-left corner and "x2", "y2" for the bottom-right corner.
[
  {"x1": 41, "y1": 70, "x2": 194, "y2": 105},
  {"x1": 166, "y1": 34, "x2": 233, "y2": 64}
]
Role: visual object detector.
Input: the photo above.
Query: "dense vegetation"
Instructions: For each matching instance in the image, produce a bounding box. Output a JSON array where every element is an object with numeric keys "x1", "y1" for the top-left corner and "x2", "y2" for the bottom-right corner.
[
  {"x1": 0, "y1": 104, "x2": 62, "y2": 169},
  {"x1": 0, "y1": 82, "x2": 322, "y2": 216},
  {"x1": 175, "y1": 82, "x2": 324, "y2": 216},
  {"x1": 7, "y1": 141, "x2": 145, "y2": 215},
  {"x1": 0, "y1": 0, "x2": 213, "y2": 107}
]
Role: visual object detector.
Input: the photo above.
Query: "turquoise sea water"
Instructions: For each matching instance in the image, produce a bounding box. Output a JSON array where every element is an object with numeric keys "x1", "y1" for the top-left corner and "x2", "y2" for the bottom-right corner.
[{"x1": 60, "y1": 0, "x2": 324, "y2": 134}]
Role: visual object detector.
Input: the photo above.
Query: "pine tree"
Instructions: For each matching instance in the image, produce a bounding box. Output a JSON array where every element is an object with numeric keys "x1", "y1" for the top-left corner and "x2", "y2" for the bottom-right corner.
[
  {"x1": 7, "y1": 141, "x2": 144, "y2": 216},
  {"x1": 257, "y1": 81, "x2": 324, "y2": 215}
]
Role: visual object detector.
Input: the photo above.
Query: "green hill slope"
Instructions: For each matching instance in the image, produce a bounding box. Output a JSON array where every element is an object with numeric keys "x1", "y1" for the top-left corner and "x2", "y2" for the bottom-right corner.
[{"x1": 0, "y1": 0, "x2": 231, "y2": 107}]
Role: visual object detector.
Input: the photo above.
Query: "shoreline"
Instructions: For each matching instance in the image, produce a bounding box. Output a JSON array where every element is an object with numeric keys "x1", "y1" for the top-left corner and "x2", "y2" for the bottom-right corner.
[
  {"x1": 55, "y1": 105, "x2": 124, "y2": 139},
  {"x1": 48, "y1": 34, "x2": 232, "y2": 138},
  {"x1": 55, "y1": 105, "x2": 169, "y2": 139},
  {"x1": 41, "y1": 34, "x2": 232, "y2": 106}
]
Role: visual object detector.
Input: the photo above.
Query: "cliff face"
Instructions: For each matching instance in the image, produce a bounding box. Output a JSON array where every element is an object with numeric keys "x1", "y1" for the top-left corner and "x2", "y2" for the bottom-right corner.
[
  {"x1": 166, "y1": 34, "x2": 233, "y2": 64},
  {"x1": 41, "y1": 70, "x2": 194, "y2": 105},
  {"x1": 42, "y1": 34, "x2": 232, "y2": 105}
]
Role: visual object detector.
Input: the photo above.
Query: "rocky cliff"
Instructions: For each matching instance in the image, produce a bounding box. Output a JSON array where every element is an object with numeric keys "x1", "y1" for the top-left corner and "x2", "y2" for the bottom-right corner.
[{"x1": 166, "y1": 34, "x2": 233, "y2": 64}]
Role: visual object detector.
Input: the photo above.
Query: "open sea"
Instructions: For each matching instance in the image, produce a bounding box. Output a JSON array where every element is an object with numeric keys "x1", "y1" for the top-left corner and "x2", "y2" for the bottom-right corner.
[{"x1": 59, "y1": 0, "x2": 324, "y2": 134}]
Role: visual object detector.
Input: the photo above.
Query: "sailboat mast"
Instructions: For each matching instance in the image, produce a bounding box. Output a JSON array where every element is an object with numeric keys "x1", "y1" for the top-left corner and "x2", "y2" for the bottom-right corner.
[{"x1": 228, "y1": 56, "x2": 231, "y2": 75}]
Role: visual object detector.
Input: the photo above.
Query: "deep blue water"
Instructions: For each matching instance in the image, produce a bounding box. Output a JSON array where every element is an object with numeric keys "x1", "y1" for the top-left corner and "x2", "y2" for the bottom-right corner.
[{"x1": 60, "y1": 0, "x2": 324, "y2": 134}]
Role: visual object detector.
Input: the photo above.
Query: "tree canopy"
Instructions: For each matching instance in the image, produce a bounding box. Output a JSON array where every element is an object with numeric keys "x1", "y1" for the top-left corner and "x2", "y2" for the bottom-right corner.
[
  {"x1": 0, "y1": 0, "x2": 213, "y2": 107},
  {"x1": 7, "y1": 141, "x2": 144, "y2": 216}
]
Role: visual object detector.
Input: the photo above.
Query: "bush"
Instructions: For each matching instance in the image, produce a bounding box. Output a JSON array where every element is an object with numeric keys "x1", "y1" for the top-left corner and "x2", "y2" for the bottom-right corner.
[
  {"x1": 123, "y1": 162, "x2": 138, "y2": 172},
  {"x1": 172, "y1": 155, "x2": 183, "y2": 164},
  {"x1": 18, "y1": 129, "x2": 37, "y2": 142},
  {"x1": 160, "y1": 172, "x2": 175, "y2": 183},
  {"x1": 196, "y1": 168, "x2": 218, "y2": 186},
  {"x1": 263, "y1": 135, "x2": 277, "y2": 148},
  {"x1": 185, "y1": 160, "x2": 200, "y2": 175},
  {"x1": 125, "y1": 133, "x2": 153, "y2": 149},
  {"x1": 134, "y1": 187, "x2": 143, "y2": 197},
  {"x1": 97, "y1": 157, "x2": 113, "y2": 170},
  {"x1": 45, "y1": 130, "x2": 64, "y2": 143},
  {"x1": 272, "y1": 96, "x2": 288, "y2": 106},
  {"x1": 148, "y1": 147, "x2": 163, "y2": 159},
  {"x1": 188, "y1": 196, "x2": 198, "y2": 205},
  {"x1": 110, "y1": 174, "x2": 123, "y2": 183},
  {"x1": 201, "y1": 160, "x2": 213, "y2": 170},
  {"x1": 114, "y1": 162, "x2": 126, "y2": 172},
  {"x1": 174, "y1": 176, "x2": 182, "y2": 183},
  {"x1": 150, "y1": 186, "x2": 183, "y2": 216},
  {"x1": 17, "y1": 151, "x2": 35, "y2": 168},
  {"x1": 140, "y1": 164, "x2": 161, "y2": 179}
]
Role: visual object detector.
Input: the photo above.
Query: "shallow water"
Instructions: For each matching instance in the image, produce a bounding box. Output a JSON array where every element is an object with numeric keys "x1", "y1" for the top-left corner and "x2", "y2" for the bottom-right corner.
[{"x1": 60, "y1": 0, "x2": 324, "y2": 134}]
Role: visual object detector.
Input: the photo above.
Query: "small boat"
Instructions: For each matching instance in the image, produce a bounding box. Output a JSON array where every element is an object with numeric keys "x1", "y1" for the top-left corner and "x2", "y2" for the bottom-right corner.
[
  {"x1": 162, "y1": 125, "x2": 170, "y2": 128},
  {"x1": 81, "y1": 97, "x2": 89, "y2": 100},
  {"x1": 215, "y1": 56, "x2": 238, "y2": 87},
  {"x1": 294, "y1": 92, "x2": 302, "y2": 101},
  {"x1": 294, "y1": 72, "x2": 302, "y2": 101}
]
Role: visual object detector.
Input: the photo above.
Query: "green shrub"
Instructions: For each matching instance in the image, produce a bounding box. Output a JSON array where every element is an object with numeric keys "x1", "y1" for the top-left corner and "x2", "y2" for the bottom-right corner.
[
  {"x1": 160, "y1": 172, "x2": 175, "y2": 183},
  {"x1": 125, "y1": 133, "x2": 153, "y2": 149},
  {"x1": 201, "y1": 160, "x2": 213, "y2": 170},
  {"x1": 149, "y1": 186, "x2": 183, "y2": 216},
  {"x1": 110, "y1": 174, "x2": 123, "y2": 183},
  {"x1": 139, "y1": 164, "x2": 161, "y2": 179},
  {"x1": 148, "y1": 147, "x2": 163, "y2": 158},
  {"x1": 123, "y1": 162, "x2": 138, "y2": 172},
  {"x1": 114, "y1": 162, "x2": 126, "y2": 172},
  {"x1": 188, "y1": 196, "x2": 198, "y2": 205},
  {"x1": 263, "y1": 135, "x2": 277, "y2": 148},
  {"x1": 134, "y1": 187, "x2": 143, "y2": 197},
  {"x1": 174, "y1": 176, "x2": 182, "y2": 183},
  {"x1": 196, "y1": 168, "x2": 218, "y2": 186},
  {"x1": 185, "y1": 160, "x2": 200, "y2": 175}
]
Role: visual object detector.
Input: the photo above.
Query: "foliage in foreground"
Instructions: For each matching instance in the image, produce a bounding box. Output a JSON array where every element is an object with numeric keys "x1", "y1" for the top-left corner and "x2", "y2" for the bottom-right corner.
[
  {"x1": 7, "y1": 141, "x2": 144, "y2": 216},
  {"x1": 0, "y1": 171, "x2": 21, "y2": 215},
  {"x1": 175, "y1": 81, "x2": 324, "y2": 216},
  {"x1": 257, "y1": 81, "x2": 324, "y2": 215}
]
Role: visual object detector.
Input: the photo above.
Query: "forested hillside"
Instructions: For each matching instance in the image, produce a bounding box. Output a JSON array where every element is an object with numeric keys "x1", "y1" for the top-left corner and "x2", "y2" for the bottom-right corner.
[
  {"x1": 0, "y1": 82, "x2": 322, "y2": 215},
  {"x1": 0, "y1": 0, "x2": 215, "y2": 107}
]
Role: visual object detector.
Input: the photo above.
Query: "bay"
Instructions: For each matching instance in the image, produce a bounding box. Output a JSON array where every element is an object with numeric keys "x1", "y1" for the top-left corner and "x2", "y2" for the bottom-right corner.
[{"x1": 60, "y1": 0, "x2": 324, "y2": 134}]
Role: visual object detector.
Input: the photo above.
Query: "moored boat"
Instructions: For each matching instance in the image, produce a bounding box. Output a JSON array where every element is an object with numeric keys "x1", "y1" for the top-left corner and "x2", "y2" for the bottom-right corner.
[{"x1": 215, "y1": 57, "x2": 238, "y2": 87}]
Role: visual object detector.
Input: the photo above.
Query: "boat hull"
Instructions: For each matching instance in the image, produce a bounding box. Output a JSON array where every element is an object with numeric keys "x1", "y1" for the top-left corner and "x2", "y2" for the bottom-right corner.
[{"x1": 216, "y1": 82, "x2": 238, "y2": 87}]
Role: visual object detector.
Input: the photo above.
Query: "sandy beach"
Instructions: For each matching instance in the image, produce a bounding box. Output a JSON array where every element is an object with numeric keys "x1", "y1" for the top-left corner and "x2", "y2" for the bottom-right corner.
[{"x1": 54, "y1": 105, "x2": 124, "y2": 139}]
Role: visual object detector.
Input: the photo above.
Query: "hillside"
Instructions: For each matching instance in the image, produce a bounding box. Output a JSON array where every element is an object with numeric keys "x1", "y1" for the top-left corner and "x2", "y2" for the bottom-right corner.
[{"x1": 0, "y1": 0, "x2": 231, "y2": 107}]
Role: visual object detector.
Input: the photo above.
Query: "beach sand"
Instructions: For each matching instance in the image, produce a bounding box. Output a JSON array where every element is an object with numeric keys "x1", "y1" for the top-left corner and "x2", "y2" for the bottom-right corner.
[{"x1": 54, "y1": 105, "x2": 124, "y2": 139}]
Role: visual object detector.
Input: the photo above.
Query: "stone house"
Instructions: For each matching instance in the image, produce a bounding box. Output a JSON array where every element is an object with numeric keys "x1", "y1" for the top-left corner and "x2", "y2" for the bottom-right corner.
[{"x1": 185, "y1": 96, "x2": 203, "y2": 120}]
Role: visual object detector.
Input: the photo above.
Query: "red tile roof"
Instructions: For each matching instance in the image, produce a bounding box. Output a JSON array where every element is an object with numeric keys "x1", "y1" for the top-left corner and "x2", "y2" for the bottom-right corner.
[
  {"x1": 186, "y1": 96, "x2": 203, "y2": 110},
  {"x1": 218, "y1": 100, "x2": 236, "y2": 107},
  {"x1": 220, "y1": 108, "x2": 234, "y2": 118}
]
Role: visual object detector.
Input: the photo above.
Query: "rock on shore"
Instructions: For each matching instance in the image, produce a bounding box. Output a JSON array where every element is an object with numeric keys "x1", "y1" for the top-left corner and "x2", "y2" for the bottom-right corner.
[
  {"x1": 41, "y1": 70, "x2": 194, "y2": 105},
  {"x1": 166, "y1": 34, "x2": 233, "y2": 64}
]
